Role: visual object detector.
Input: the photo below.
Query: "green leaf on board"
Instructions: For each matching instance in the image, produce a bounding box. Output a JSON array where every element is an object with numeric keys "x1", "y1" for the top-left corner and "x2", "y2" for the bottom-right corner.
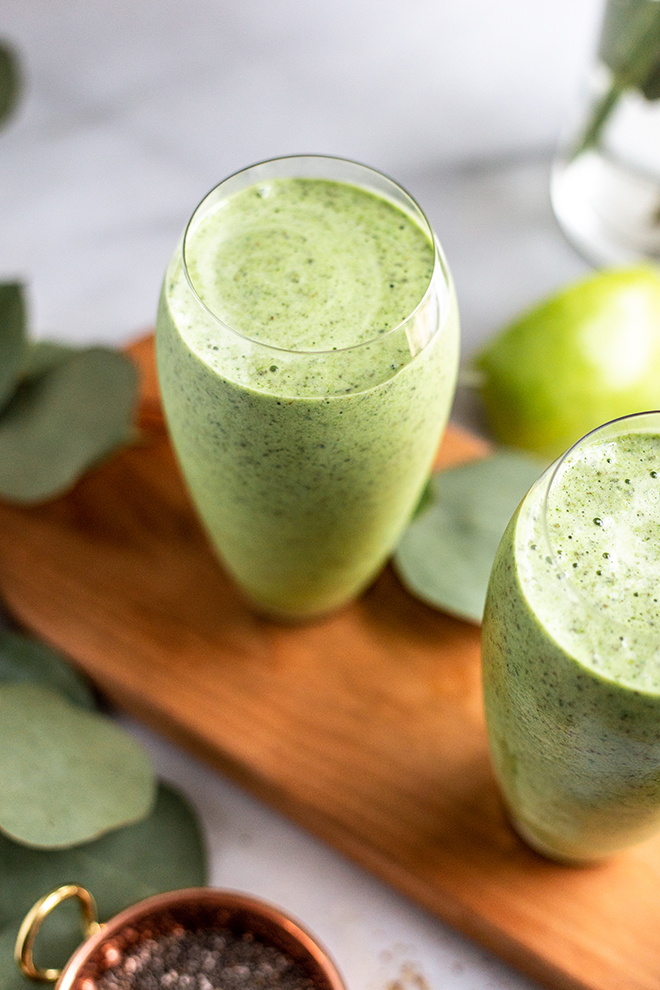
[
  {"x1": 0, "y1": 42, "x2": 20, "y2": 129},
  {"x1": 0, "y1": 284, "x2": 27, "y2": 414},
  {"x1": 0, "y1": 683, "x2": 156, "y2": 848},
  {"x1": 20, "y1": 340, "x2": 77, "y2": 380},
  {"x1": 0, "y1": 347, "x2": 138, "y2": 504},
  {"x1": 393, "y1": 450, "x2": 543, "y2": 624},
  {"x1": 411, "y1": 477, "x2": 434, "y2": 521},
  {"x1": 0, "y1": 629, "x2": 95, "y2": 710},
  {"x1": 0, "y1": 782, "x2": 207, "y2": 990}
]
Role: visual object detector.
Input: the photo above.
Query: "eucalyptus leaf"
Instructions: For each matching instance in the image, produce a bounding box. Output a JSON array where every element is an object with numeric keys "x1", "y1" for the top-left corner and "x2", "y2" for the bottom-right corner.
[
  {"x1": 0, "y1": 347, "x2": 138, "y2": 504},
  {"x1": 599, "y1": 0, "x2": 660, "y2": 96},
  {"x1": 0, "y1": 782, "x2": 207, "y2": 990},
  {"x1": 0, "y1": 629, "x2": 95, "y2": 710},
  {"x1": 0, "y1": 283, "x2": 27, "y2": 414},
  {"x1": 20, "y1": 340, "x2": 77, "y2": 380},
  {"x1": 0, "y1": 42, "x2": 20, "y2": 129},
  {"x1": 411, "y1": 477, "x2": 434, "y2": 521},
  {"x1": 393, "y1": 450, "x2": 543, "y2": 624},
  {"x1": 0, "y1": 782, "x2": 206, "y2": 925},
  {"x1": 0, "y1": 906, "x2": 82, "y2": 990},
  {"x1": 0, "y1": 924, "x2": 28, "y2": 990},
  {"x1": 0, "y1": 683, "x2": 156, "y2": 848},
  {"x1": 641, "y1": 59, "x2": 660, "y2": 101}
]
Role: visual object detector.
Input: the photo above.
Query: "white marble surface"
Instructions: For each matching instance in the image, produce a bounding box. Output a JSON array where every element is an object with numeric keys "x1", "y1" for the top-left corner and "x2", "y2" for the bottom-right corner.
[{"x1": 0, "y1": 2, "x2": 605, "y2": 988}]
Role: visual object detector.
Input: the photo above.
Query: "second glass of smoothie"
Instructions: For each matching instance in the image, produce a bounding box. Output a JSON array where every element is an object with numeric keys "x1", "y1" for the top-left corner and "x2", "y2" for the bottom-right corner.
[
  {"x1": 483, "y1": 411, "x2": 660, "y2": 863},
  {"x1": 156, "y1": 156, "x2": 459, "y2": 621}
]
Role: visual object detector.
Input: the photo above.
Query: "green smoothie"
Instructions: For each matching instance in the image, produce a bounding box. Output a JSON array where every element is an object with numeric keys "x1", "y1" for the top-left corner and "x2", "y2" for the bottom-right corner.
[
  {"x1": 482, "y1": 417, "x2": 660, "y2": 862},
  {"x1": 156, "y1": 161, "x2": 459, "y2": 620}
]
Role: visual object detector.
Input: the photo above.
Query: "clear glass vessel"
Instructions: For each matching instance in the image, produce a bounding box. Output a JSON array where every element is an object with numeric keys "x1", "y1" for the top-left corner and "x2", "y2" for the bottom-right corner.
[
  {"x1": 551, "y1": 0, "x2": 660, "y2": 264},
  {"x1": 156, "y1": 156, "x2": 459, "y2": 621},
  {"x1": 482, "y1": 411, "x2": 660, "y2": 863}
]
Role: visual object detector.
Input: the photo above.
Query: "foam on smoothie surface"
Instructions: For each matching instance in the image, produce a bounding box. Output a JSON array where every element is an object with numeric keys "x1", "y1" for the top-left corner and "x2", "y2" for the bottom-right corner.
[
  {"x1": 183, "y1": 177, "x2": 435, "y2": 352},
  {"x1": 518, "y1": 432, "x2": 660, "y2": 690}
]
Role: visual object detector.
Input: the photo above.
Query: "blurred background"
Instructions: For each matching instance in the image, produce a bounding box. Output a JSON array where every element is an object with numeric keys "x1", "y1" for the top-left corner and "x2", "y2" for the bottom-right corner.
[{"x1": 0, "y1": 0, "x2": 600, "y2": 368}]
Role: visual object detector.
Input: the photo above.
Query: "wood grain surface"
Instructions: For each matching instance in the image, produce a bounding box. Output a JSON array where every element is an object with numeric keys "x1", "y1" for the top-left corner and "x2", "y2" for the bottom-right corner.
[{"x1": 1, "y1": 335, "x2": 660, "y2": 990}]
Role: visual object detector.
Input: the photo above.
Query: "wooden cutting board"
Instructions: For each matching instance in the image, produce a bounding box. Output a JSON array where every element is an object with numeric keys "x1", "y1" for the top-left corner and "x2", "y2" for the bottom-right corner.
[{"x1": 1, "y1": 336, "x2": 660, "y2": 990}]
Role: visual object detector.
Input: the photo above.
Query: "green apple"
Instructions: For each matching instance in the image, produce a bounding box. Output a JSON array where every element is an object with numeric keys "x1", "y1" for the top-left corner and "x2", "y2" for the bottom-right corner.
[{"x1": 474, "y1": 265, "x2": 660, "y2": 461}]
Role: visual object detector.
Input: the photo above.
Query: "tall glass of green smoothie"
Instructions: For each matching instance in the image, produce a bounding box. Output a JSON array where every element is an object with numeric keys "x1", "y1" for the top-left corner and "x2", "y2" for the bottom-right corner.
[
  {"x1": 156, "y1": 156, "x2": 459, "y2": 621},
  {"x1": 482, "y1": 411, "x2": 660, "y2": 863}
]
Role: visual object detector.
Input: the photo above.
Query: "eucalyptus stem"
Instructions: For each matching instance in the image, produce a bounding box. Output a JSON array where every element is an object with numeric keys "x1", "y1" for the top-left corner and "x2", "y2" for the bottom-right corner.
[
  {"x1": 568, "y1": 80, "x2": 625, "y2": 161},
  {"x1": 567, "y1": 0, "x2": 660, "y2": 163}
]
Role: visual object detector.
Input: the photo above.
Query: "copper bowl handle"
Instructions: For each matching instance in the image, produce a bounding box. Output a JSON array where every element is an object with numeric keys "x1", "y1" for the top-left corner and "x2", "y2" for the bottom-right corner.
[{"x1": 15, "y1": 885, "x2": 102, "y2": 982}]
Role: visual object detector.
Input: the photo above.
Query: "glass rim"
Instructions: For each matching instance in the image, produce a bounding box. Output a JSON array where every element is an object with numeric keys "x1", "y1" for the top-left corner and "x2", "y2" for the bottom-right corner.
[
  {"x1": 180, "y1": 153, "x2": 448, "y2": 357},
  {"x1": 540, "y1": 409, "x2": 660, "y2": 632}
]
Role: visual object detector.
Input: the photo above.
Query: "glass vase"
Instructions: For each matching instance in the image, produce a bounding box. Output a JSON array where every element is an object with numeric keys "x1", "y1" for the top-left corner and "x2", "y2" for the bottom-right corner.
[{"x1": 551, "y1": 0, "x2": 660, "y2": 264}]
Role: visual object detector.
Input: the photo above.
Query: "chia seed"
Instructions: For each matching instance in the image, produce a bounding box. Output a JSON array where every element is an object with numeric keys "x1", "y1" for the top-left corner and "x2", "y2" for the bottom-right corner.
[{"x1": 95, "y1": 927, "x2": 317, "y2": 990}]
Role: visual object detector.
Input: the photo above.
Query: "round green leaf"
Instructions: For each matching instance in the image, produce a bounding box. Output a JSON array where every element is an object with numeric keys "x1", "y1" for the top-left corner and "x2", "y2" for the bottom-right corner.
[
  {"x1": 0, "y1": 283, "x2": 27, "y2": 413},
  {"x1": 0, "y1": 923, "x2": 29, "y2": 990},
  {"x1": 642, "y1": 60, "x2": 660, "y2": 101},
  {"x1": 393, "y1": 450, "x2": 543, "y2": 624},
  {"x1": 0, "y1": 683, "x2": 156, "y2": 848},
  {"x1": 0, "y1": 906, "x2": 82, "y2": 990},
  {"x1": 0, "y1": 347, "x2": 138, "y2": 503},
  {"x1": 0, "y1": 42, "x2": 20, "y2": 129},
  {"x1": 0, "y1": 782, "x2": 207, "y2": 989},
  {"x1": 599, "y1": 0, "x2": 660, "y2": 96},
  {"x1": 0, "y1": 629, "x2": 95, "y2": 710},
  {"x1": 0, "y1": 782, "x2": 206, "y2": 926},
  {"x1": 20, "y1": 341, "x2": 77, "y2": 380}
]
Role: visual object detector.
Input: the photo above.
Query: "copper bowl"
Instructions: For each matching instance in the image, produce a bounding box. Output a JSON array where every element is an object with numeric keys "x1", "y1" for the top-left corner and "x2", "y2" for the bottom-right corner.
[{"x1": 16, "y1": 886, "x2": 346, "y2": 990}]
